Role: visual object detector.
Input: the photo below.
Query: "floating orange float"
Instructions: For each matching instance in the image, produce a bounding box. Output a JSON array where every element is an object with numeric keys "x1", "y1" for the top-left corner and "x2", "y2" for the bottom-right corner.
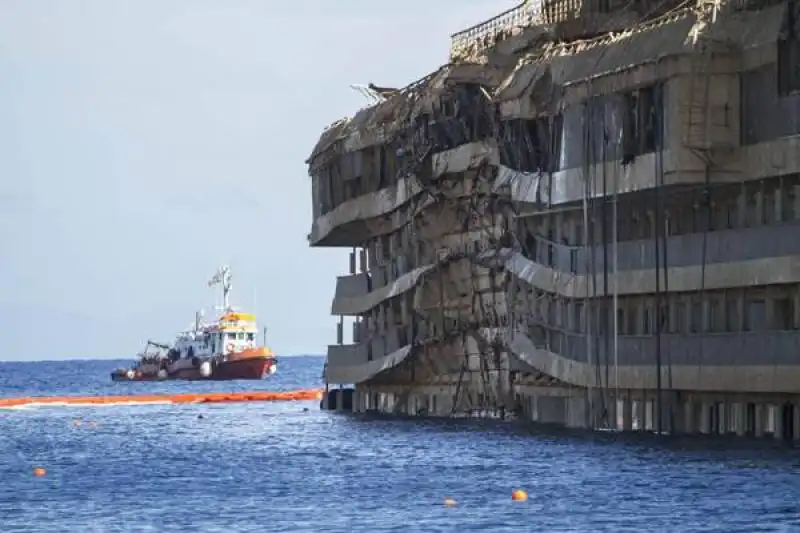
[
  {"x1": 511, "y1": 489, "x2": 528, "y2": 502},
  {"x1": 0, "y1": 388, "x2": 323, "y2": 409},
  {"x1": 33, "y1": 467, "x2": 46, "y2": 477}
]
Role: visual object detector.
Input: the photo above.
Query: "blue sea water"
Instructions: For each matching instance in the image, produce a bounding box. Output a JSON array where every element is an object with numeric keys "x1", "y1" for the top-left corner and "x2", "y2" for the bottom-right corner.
[{"x1": 1, "y1": 356, "x2": 800, "y2": 533}]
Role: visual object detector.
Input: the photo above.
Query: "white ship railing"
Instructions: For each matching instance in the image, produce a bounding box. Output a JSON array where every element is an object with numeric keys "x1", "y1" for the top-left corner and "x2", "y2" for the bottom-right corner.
[{"x1": 449, "y1": 1, "x2": 542, "y2": 60}]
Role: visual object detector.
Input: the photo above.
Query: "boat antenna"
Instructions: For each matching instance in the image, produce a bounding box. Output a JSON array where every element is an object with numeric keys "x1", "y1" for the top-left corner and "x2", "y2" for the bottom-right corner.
[
  {"x1": 208, "y1": 265, "x2": 232, "y2": 311},
  {"x1": 262, "y1": 326, "x2": 268, "y2": 346}
]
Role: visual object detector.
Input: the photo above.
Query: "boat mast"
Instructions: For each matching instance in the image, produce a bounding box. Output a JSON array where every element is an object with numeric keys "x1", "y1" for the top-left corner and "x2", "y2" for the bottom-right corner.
[{"x1": 208, "y1": 265, "x2": 233, "y2": 311}]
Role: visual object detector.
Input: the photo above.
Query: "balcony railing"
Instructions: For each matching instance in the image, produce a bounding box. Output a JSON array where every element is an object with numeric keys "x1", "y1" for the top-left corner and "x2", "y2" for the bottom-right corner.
[
  {"x1": 449, "y1": 0, "x2": 584, "y2": 61},
  {"x1": 450, "y1": 2, "x2": 541, "y2": 60}
]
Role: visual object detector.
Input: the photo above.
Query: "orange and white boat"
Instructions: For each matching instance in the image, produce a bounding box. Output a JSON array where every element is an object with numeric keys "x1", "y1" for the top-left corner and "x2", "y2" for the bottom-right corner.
[{"x1": 111, "y1": 266, "x2": 278, "y2": 382}]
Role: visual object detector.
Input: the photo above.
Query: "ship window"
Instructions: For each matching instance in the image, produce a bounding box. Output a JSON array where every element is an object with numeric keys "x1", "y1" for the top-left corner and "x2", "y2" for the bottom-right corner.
[
  {"x1": 778, "y1": 36, "x2": 800, "y2": 96},
  {"x1": 726, "y1": 295, "x2": 739, "y2": 332},
  {"x1": 773, "y1": 297, "x2": 795, "y2": 330},
  {"x1": 745, "y1": 299, "x2": 766, "y2": 331},
  {"x1": 246, "y1": 333, "x2": 255, "y2": 341},
  {"x1": 227, "y1": 332, "x2": 236, "y2": 340},
  {"x1": 237, "y1": 332, "x2": 244, "y2": 340},
  {"x1": 690, "y1": 299, "x2": 702, "y2": 333}
]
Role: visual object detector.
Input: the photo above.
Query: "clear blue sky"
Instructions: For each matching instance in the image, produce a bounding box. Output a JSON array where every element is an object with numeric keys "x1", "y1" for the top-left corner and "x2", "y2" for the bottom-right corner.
[{"x1": 0, "y1": 0, "x2": 514, "y2": 361}]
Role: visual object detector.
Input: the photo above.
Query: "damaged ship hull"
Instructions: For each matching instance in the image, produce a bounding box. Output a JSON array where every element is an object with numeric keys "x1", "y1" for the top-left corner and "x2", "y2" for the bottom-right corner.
[{"x1": 307, "y1": 0, "x2": 800, "y2": 440}]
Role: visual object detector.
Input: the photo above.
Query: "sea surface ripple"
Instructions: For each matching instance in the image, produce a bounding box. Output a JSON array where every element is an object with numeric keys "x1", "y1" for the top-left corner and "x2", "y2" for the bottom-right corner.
[{"x1": 1, "y1": 356, "x2": 799, "y2": 532}]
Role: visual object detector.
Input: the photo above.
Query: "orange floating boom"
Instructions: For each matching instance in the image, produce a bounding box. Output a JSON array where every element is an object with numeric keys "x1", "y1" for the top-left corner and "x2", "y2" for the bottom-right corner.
[{"x1": 0, "y1": 388, "x2": 324, "y2": 409}]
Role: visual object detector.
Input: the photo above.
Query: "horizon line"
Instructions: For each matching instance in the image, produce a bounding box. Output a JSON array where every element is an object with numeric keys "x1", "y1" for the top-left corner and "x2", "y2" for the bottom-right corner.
[{"x1": 0, "y1": 354, "x2": 325, "y2": 363}]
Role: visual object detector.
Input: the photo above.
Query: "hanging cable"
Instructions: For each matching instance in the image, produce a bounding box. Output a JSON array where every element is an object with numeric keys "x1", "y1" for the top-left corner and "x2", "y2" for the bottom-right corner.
[{"x1": 652, "y1": 82, "x2": 664, "y2": 435}]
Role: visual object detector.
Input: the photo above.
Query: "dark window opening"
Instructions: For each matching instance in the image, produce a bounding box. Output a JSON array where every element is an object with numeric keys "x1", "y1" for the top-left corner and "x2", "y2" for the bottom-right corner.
[
  {"x1": 524, "y1": 231, "x2": 537, "y2": 259},
  {"x1": 643, "y1": 305, "x2": 652, "y2": 335},
  {"x1": 773, "y1": 297, "x2": 795, "y2": 330},
  {"x1": 378, "y1": 145, "x2": 389, "y2": 188},
  {"x1": 398, "y1": 326, "x2": 409, "y2": 346},
  {"x1": 658, "y1": 304, "x2": 669, "y2": 332},
  {"x1": 690, "y1": 300, "x2": 702, "y2": 333},
  {"x1": 744, "y1": 299, "x2": 766, "y2": 331},
  {"x1": 709, "y1": 299, "x2": 723, "y2": 332},
  {"x1": 344, "y1": 176, "x2": 363, "y2": 200},
  {"x1": 498, "y1": 115, "x2": 562, "y2": 173},
  {"x1": 622, "y1": 85, "x2": 661, "y2": 163},
  {"x1": 726, "y1": 297, "x2": 739, "y2": 332},
  {"x1": 674, "y1": 302, "x2": 686, "y2": 334},
  {"x1": 778, "y1": 6, "x2": 800, "y2": 96}
]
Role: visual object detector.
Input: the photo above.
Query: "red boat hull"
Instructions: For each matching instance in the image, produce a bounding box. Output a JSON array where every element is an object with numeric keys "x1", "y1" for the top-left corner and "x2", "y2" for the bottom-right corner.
[
  {"x1": 170, "y1": 357, "x2": 277, "y2": 381},
  {"x1": 209, "y1": 357, "x2": 276, "y2": 380},
  {"x1": 112, "y1": 356, "x2": 277, "y2": 382}
]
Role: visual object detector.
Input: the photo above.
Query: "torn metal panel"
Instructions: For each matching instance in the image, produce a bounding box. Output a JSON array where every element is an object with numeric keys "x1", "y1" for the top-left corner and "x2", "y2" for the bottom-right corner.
[
  {"x1": 446, "y1": 63, "x2": 508, "y2": 86},
  {"x1": 331, "y1": 264, "x2": 436, "y2": 316},
  {"x1": 325, "y1": 344, "x2": 414, "y2": 385},
  {"x1": 495, "y1": 58, "x2": 551, "y2": 102},
  {"x1": 431, "y1": 141, "x2": 499, "y2": 177},
  {"x1": 310, "y1": 143, "x2": 502, "y2": 246},
  {"x1": 547, "y1": 150, "x2": 667, "y2": 206},
  {"x1": 409, "y1": 67, "x2": 452, "y2": 116},
  {"x1": 309, "y1": 176, "x2": 424, "y2": 245},
  {"x1": 707, "y1": 3, "x2": 787, "y2": 49},
  {"x1": 407, "y1": 64, "x2": 510, "y2": 116},
  {"x1": 345, "y1": 71, "x2": 442, "y2": 152},
  {"x1": 493, "y1": 164, "x2": 541, "y2": 203}
]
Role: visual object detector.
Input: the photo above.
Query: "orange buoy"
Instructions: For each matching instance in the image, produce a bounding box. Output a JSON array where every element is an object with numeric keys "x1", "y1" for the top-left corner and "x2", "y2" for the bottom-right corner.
[
  {"x1": 511, "y1": 489, "x2": 528, "y2": 502},
  {"x1": 444, "y1": 498, "x2": 457, "y2": 507},
  {"x1": 33, "y1": 467, "x2": 46, "y2": 477},
  {"x1": 0, "y1": 388, "x2": 324, "y2": 409}
]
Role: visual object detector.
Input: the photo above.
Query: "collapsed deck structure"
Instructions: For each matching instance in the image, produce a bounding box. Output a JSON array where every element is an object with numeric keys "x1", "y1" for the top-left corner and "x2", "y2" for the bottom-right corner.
[{"x1": 306, "y1": 0, "x2": 800, "y2": 439}]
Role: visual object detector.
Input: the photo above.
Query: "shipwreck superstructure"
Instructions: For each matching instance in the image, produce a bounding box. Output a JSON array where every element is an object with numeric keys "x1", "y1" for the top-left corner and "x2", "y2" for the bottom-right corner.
[{"x1": 307, "y1": 0, "x2": 800, "y2": 439}]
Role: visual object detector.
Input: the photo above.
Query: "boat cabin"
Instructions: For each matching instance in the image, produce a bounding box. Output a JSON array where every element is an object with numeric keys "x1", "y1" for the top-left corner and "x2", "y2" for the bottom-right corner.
[{"x1": 171, "y1": 311, "x2": 259, "y2": 360}]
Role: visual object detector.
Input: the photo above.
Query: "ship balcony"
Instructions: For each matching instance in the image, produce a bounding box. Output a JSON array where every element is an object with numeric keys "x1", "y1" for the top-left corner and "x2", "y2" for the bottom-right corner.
[
  {"x1": 449, "y1": 0, "x2": 592, "y2": 61},
  {"x1": 449, "y1": 2, "x2": 540, "y2": 61},
  {"x1": 511, "y1": 324, "x2": 800, "y2": 393},
  {"x1": 504, "y1": 222, "x2": 800, "y2": 299},
  {"x1": 324, "y1": 330, "x2": 414, "y2": 385},
  {"x1": 308, "y1": 140, "x2": 498, "y2": 247}
]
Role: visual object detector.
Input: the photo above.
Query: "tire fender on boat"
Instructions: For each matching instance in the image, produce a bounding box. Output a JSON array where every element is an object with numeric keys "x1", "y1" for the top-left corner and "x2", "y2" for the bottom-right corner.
[{"x1": 199, "y1": 361, "x2": 212, "y2": 378}]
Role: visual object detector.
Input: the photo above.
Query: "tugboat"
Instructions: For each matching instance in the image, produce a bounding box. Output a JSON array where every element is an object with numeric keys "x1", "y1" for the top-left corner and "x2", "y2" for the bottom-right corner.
[
  {"x1": 111, "y1": 341, "x2": 172, "y2": 381},
  {"x1": 111, "y1": 266, "x2": 278, "y2": 382}
]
